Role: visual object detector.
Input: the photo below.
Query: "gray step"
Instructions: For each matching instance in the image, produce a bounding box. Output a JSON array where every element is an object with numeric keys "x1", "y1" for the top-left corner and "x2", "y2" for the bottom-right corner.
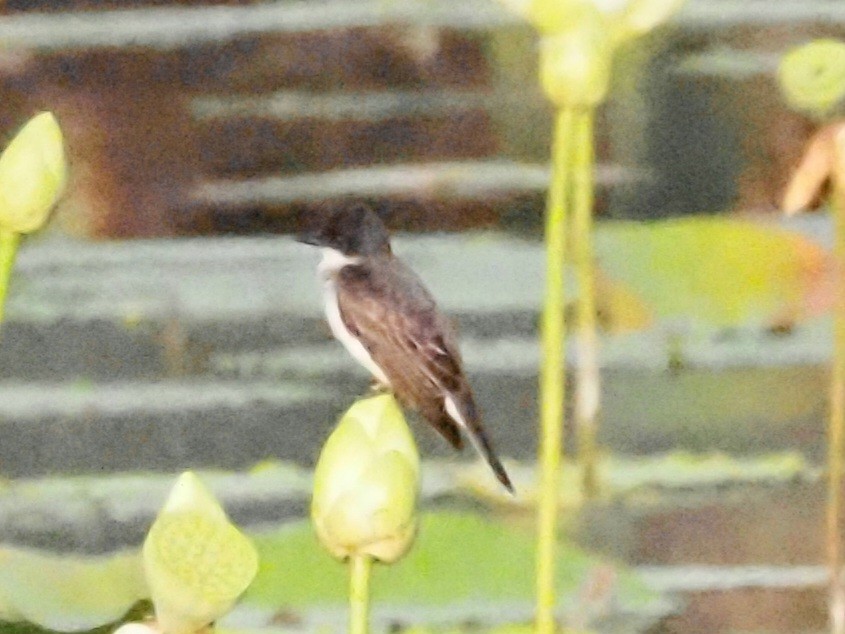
[
  {"x1": 0, "y1": 216, "x2": 834, "y2": 477},
  {"x1": 185, "y1": 160, "x2": 641, "y2": 232},
  {"x1": 192, "y1": 91, "x2": 500, "y2": 178},
  {"x1": 1, "y1": 230, "x2": 544, "y2": 380},
  {"x1": 0, "y1": 0, "x2": 843, "y2": 51},
  {"x1": 0, "y1": 380, "x2": 338, "y2": 478},
  {"x1": 191, "y1": 160, "x2": 639, "y2": 207},
  {"x1": 3, "y1": 215, "x2": 834, "y2": 377},
  {"x1": 0, "y1": 357, "x2": 828, "y2": 479}
]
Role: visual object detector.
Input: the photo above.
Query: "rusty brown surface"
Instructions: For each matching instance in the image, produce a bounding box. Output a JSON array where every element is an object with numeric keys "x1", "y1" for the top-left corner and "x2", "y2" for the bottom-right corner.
[
  {"x1": 2, "y1": 3, "x2": 829, "y2": 236},
  {"x1": 0, "y1": 0, "x2": 262, "y2": 13},
  {"x1": 662, "y1": 587, "x2": 827, "y2": 634},
  {"x1": 0, "y1": 22, "x2": 505, "y2": 237},
  {"x1": 177, "y1": 194, "x2": 541, "y2": 235},
  {"x1": 195, "y1": 108, "x2": 497, "y2": 178}
]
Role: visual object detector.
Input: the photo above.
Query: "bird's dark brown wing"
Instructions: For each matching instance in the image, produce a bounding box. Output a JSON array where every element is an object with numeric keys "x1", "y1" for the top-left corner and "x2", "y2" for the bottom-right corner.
[{"x1": 335, "y1": 258, "x2": 466, "y2": 449}]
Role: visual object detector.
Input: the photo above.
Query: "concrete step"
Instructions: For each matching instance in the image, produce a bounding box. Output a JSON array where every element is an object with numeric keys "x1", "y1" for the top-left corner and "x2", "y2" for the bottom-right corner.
[
  {"x1": 1, "y1": 0, "x2": 843, "y2": 51},
  {"x1": 0, "y1": 458, "x2": 829, "y2": 575},
  {"x1": 5, "y1": 215, "x2": 832, "y2": 359},
  {"x1": 0, "y1": 465, "x2": 313, "y2": 552},
  {"x1": 0, "y1": 379, "x2": 338, "y2": 478},
  {"x1": 0, "y1": 455, "x2": 823, "y2": 550},
  {"x1": 192, "y1": 90, "x2": 498, "y2": 178},
  {"x1": 184, "y1": 160, "x2": 640, "y2": 234},
  {"x1": 27, "y1": 27, "x2": 490, "y2": 97},
  {"x1": 0, "y1": 0, "x2": 840, "y2": 237},
  {"x1": 0, "y1": 217, "x2": 834, "y2": 477},
  {"x1": 0, "y1": 1, "x2": 511, "y2": 50},
  {"x1": 3, "y1": 229, "x2": 543, "y2": 338},
  {"x1": 0, "y1": 1, "x2": 504, "y2": 236},
  {"x1": 3, "y1": 0, "x2": 258, "y2": 14},
  {"x1": 0, "y1": 356, "x2": 827, "y2": 479}
]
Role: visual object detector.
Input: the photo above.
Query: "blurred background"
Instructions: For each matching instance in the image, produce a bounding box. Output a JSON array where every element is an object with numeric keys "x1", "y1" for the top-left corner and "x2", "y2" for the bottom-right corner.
[
  {"x1": 0, "y1": 0, "x2": 832, "y2": 237},
  {"x1": 1, "y1": 1, "x2": 845, "y2": 633}
]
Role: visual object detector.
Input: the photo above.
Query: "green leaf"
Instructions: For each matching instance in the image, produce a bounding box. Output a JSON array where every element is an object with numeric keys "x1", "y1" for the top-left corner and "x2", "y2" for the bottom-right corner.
[
  {"x1": 0, "y1": 509, "x2": 667, "y2": 633},
  {"x1": 246, "y1": 511, "x2": 659, "y2": 615},
  {"x1": 593, "y1": 217, "x2": 834, "y2": 329},
  {"x1": 0, "y1": 547, "x2": 146, "y2": 631}
]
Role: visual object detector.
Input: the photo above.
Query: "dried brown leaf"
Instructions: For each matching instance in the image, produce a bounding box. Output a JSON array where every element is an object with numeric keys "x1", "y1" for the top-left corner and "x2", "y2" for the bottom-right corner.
[{"x1": 782, "y1": 121, "x2": 845, "y2": 215}]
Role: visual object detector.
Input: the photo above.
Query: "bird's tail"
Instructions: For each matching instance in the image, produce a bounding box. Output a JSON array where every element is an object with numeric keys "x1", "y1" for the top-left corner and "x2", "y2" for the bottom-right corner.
[{"x1": 443, "y1": 391, "x2": 514, "y2": 494}]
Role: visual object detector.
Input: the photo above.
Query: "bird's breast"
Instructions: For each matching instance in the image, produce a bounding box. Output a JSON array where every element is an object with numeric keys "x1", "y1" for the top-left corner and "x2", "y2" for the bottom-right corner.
[{"x1": 321, "y1": 276, "x2": 391, "y2": 386}]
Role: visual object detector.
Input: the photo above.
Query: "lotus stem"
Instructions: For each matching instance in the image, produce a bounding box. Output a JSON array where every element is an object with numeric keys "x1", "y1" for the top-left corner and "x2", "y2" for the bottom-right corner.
[
  {"x1": 571, "y1": 108, "x2": 599, "y2": 497},
  {"x1": 829, "y1": 171, "x2": 845, "y2": 634},
  {"x1": 0, "y1": 229, "x2": 20, "y2": 327},
  {"x1": 536, "y1": 106, "x2": 576, "y2": 634},
  {"x1": 349, "y1": 554, "x2": 373, "y2": 634}
]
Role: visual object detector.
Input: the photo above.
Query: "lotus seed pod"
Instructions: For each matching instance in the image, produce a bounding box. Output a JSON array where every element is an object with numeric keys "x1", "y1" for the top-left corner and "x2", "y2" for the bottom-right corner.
[
  {"x1": 311, "y1": 394, "x2": 420, "y2": 564},
  {"x1": 0, "y1": 112, "x2": 66, "y2": 234},
  {"x1": 779, "y1": 39, "x2": 845, "y2": 116},
  {"x1": 143, "y1": 472, "x2": 258, "y2": 634}
]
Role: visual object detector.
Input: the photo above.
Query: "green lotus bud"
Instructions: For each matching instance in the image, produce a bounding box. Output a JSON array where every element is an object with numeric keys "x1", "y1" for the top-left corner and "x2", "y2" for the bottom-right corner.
[
  {"x1": 615, "y1": 0, "x2": 685, "y2": 42},
  {"x1": 527, "y1": 0, "x2": 594, "y2": 35},
  {"x1": 539, "y1": 16, "x2": 614, "y2": 108},
  {"x1": 492, "y1": 0, "x2": 601, "y2": 35},
  {"x1": 311, "y1": 394, "x2": 420, "y2": 564},
  {"x1": 143, "y1": 472, "x2": 258, "y2": 634},
  {"x1": 113, "y1": 624, "x2": 161, "y2": 634},
  {"x1": 0, "y1": 112, "x2": 66, "y2": 234},
  {"x1": 779, "y1": 39, "x2": 845, "y2": 116}
]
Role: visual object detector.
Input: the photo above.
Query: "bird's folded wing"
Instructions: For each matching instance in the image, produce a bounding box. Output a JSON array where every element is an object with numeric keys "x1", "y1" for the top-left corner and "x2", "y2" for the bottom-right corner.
[{"x1": 337, "y1": 264, "x2": 466, "y2": 448}]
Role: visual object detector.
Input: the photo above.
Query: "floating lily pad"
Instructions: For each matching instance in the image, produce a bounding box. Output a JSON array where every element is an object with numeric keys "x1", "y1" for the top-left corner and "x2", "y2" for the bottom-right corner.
[
  {"x1": 244, "y1": 511, "x2": 664, "y2": 628},
  {"x1": 0, "y1": 502, "x2": 675, "y2": 633},
  {"x1": 593, "y1": 217, "x2": 835, "y2": 330},
  {"x1": 0, "y1": 547, "x2": 146, "y2": 632}
]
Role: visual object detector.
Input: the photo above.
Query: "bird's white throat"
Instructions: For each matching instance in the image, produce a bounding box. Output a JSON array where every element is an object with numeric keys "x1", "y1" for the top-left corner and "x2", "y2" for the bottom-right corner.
[{"x1": 318, "y1": 247, "x2": 361, "y2": 277}]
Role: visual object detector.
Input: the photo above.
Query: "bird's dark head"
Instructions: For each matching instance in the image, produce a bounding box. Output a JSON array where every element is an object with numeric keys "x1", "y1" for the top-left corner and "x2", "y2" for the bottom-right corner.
[{"x1": 297, "y1": 205, "x2": 391, "y2": 257}]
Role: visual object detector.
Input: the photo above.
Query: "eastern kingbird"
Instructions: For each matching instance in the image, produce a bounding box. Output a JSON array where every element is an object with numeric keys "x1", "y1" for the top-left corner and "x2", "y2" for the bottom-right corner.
[{"x1": 298, "y1": 205, "x2": 514, "y2": 493}]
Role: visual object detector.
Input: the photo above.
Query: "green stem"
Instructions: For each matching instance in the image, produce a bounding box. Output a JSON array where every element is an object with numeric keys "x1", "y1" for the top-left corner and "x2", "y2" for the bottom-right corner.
[
  {"x1": 349, "y1": 554, "x2": 372, "y2": 634},
  {"x1": 830, "y1": 181, "x2": 845, "y2": 634},
  {"x1": 571, "y1": 108, "x2": 599, "y2": 497},
  {"x1": 536, "y1": 107, "x2": 575, "y2": 634},
  {"x1": 0, "y1": 230, "x2": 21, "y2": 327}
]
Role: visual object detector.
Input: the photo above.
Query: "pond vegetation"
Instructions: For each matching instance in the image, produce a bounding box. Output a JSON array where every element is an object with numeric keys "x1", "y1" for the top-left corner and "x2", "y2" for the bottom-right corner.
[{"x1": 0, "y1": 2, "x2": 845, "y2": 634}]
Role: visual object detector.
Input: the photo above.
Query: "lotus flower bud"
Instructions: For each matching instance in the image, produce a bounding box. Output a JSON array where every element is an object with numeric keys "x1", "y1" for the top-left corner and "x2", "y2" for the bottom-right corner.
[
  {"x1": 528, "y1": 0, "x2": 594, "y2": 35},
  {"x1": 779, "y1": 39, "x2": 845, "y2": 116},
  {"x1": 143, "y1": 472, "x2": 258, "y2": 634},
  {"x1": 311, "y1": 394, "x2": 420, "y2": 564},
  {"x1": 113, "y1": 624, "x2": 161, "y2": 634},
  {"x1": 539, "y1": 16, "x2": 614, "y2": 108},
  {"x1": 0, "y1": 112, "x2": 66, "y2": 234},
  {"x1": 615, "y1": 0, "x2": 685, "y2": 42}
]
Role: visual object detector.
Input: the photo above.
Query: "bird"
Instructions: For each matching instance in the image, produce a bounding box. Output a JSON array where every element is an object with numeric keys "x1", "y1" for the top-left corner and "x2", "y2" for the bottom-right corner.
[{"x1": 297, "y1": 204, "x2": 514, "y2": 493}]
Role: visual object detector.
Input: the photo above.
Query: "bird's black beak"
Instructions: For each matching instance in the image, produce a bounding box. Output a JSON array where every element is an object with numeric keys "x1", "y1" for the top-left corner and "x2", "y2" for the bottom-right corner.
[{"x1": 295, "y1": 230, "x2": 322, "y2": 247}]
